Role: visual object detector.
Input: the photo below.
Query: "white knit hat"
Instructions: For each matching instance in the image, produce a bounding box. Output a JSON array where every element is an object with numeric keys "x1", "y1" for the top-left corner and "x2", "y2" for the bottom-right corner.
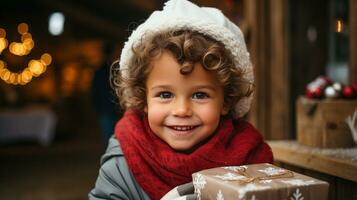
[{"x1": 119, "y1": 0, "x2": 254, "y2": 117}]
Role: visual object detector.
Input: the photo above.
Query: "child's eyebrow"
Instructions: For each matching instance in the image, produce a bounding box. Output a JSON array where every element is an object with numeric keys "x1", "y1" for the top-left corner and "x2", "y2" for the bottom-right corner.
[
  {"x1": 149, "y1": 85, "x2": 172, "y2": 90},
  {"x1": 150, "y1": 85, "x2": 217, "y2": 91}
]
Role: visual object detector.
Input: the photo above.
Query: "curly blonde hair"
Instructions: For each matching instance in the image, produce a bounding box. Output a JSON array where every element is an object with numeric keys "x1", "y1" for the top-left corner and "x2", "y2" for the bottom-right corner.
[{"x1": 111, "y1": 30, "x2": 254, "y2": 116}]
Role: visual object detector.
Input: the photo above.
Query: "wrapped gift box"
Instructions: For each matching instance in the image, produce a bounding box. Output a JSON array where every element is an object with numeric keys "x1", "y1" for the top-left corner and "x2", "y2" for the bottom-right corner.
[
  {"x1": 192, "y1": 163, "x2": 328, "y2": 200},
  {"x1": 296, "y1": 96, "x2": 356, "y2": 148}
]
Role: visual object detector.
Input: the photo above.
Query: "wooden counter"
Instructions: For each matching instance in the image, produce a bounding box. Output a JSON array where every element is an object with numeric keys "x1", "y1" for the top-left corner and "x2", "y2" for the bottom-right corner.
[
  {"x1": 268, "y1": 140, "x2": 357, "y2": 182},
  {"x1": 268, "y1": 140, "x2": 357, "y2": 200}
]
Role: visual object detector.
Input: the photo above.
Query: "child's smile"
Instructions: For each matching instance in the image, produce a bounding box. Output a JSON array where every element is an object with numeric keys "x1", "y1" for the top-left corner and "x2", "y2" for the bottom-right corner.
[
  {"x1": 167, "y1": 125, "x2": 198, "y2": 132},
  {"x1": 165, "y1": 125, "x2": 199, "y2": 138},
  {"x1": 145, "y1": 51, "x2": 228, "y2": 151}
]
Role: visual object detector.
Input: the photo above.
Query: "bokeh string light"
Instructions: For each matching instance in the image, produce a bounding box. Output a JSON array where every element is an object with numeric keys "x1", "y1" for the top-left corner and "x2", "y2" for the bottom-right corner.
[
  {"x1": 0, "y1": 28, "x2": 8, "y2": 54},
  {"x1": 0, "y1": 23, "x2": 52, "y2": 85}
]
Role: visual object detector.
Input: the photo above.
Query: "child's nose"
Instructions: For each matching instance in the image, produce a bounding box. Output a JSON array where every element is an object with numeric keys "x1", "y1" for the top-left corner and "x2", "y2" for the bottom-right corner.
[{"x1": 172, "y1": 98, "x2": 193, "y2": 117}]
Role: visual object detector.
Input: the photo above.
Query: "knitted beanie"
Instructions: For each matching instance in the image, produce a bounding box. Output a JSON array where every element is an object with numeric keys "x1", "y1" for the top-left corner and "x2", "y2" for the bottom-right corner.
[{"x1": 119, "y1": 0, "x2": 254, "y2": 117}]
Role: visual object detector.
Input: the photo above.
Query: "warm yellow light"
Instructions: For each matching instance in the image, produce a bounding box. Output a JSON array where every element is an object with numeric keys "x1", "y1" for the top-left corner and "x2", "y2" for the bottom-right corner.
[
  {"x1": 0, "y1": 28, "x2": 6, "y2": 38},
  {"x1": 9, "y1": 42, "x2": 14, "y2": 52},
  {"x1": 29, "y1": 60, "x2": 44, "y2": 76},
  {"x1": 0, "y1": 38, "x2": 8, "y2": 52},
  {"x1": 18, "y1": 44, "x2": 26, "y2": 55},
  {"x1": 21, "y1": 68, "x2": 33, "y2": 83},
  {"x1": 9, "y1": 73, "x2": 16, "y2": 84},
  {"x1": 336, "y1": 20, "x2": 343, "y2": 33},
  {"x1": 16, "y1": 43, "x2": 25, "y2": 55},
  {"x1": 18, "y1": 23, "x2": 29, "y2": 34},
  {"x1": 16, "y1": 73, "x2": 23, "y2": 85},
  {"x1": 12, "y1": 43, "x2": 21, "y2": 55},
  {"x1": 41, "y1": 65, "x2": 47, "y2": 74},
  {"x1": 0, "y1": 68, "x2": 10, "y2": 81},
  {"x1": 41, "y1": 53, "x2": 52, "y2": 65},
  {"x1": 9, "y1": 42, "x2": 17, "y2": 55},
  {"x1": 0, "y1": 60, "x2": 5, "y2": 69},
  {"x1": 23, "y1": 38, "x2": 34, "y2": 50},
  {"x1": 9, "y1": 42, "x2": 27, "y2": 56},
  {"x1": 21, "y1": 33, "x2": 32, "y2": 41},
  {"x1": 0, "y1": 23, "x2": 52, "y2": 85},
  {"x1": 63, "y1": 65, "x2": 77, "y2": 82}
]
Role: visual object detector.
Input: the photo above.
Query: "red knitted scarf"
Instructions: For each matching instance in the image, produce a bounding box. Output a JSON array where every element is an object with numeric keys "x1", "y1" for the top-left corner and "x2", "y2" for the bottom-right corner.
[{"x1": 115, "y1": 110, "x2": 273, "y2": 200}]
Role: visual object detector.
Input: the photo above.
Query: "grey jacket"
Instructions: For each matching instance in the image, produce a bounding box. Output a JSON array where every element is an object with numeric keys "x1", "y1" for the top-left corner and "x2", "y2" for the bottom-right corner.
[{"x1": 89, "y1": 137, "x2": 150, "y2": 200}]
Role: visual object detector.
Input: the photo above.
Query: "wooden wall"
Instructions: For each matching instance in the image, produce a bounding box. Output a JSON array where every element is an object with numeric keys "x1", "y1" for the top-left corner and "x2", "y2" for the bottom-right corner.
[
  {"x1": 245, "y1": 0, "x2": 357, "y2": 140},
  {"x1": 350, "y1": 0, "x2": 357, "y2": 84},
  {"x1": 288, "y1": 0, "x2": 329, "y2": 138},
  {"x1": 245, "y1": 0, "x2": 290, "y2": 140}
]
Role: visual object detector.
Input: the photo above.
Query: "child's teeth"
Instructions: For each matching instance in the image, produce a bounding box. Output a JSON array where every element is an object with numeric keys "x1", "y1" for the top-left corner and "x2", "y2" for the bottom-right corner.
[{"x1": 173, "y1": 126, "x2": 194, "y2": 131}]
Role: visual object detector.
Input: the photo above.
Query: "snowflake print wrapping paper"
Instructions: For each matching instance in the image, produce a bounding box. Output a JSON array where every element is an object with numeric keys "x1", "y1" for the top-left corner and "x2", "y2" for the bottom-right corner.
[{"x1": 192, "y1": 163, "x2": 329, "y2": 200}]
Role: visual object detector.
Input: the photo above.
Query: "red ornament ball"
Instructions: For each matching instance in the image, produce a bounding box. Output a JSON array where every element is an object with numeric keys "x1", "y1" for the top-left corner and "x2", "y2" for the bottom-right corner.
[
  {"x1": 313, "y1": 87, "x2": 323, "y2": 98},
  {"x1": 342, "y1": 86, "x2": 355, "y2": 98},
  {"x1": 306, "y1": 87, "x2": 323, "y2": 98}
]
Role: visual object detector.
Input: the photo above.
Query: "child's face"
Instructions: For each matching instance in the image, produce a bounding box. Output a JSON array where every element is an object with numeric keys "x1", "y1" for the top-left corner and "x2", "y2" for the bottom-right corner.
[{"x1": 145, "y1": 52, "x2": 228, "y2": 151}]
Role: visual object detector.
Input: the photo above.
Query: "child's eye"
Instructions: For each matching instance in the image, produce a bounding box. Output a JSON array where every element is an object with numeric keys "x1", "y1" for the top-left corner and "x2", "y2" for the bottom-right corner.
[
  {"x1": 192, "y1": 92, "x2": 209, "y2": 99},
  {"x1": 158, "y1": 91, "x2": 173, "y2": 99}
]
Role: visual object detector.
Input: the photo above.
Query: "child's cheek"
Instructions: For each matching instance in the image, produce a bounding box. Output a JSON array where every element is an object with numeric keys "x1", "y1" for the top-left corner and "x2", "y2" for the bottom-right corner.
[
  {"x1": 196, "y1": 105, "x2": 222, "y2": 123},
  {"x1": 147, "y1": 102, "x2": 167, "y2": 124}
]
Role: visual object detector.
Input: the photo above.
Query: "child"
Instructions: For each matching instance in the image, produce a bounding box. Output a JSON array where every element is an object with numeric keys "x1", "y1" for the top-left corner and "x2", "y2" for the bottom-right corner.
[{"x1": 89, "y1": 0, "x2": 273, "y2": 199}]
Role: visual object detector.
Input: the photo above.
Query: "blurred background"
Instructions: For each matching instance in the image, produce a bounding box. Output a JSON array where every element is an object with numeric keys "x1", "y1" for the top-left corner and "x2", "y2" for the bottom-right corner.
[{"x1": 0, "y1": 0, "x2": 355, "y2": 199}]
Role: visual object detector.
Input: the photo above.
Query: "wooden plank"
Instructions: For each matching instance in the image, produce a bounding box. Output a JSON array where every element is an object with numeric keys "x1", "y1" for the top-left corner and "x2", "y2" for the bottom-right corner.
[
  {"x1": 245, "y1": 0, "x2": 271, "y2": 139},
  {"x1": 256, "y1": 0, "x2": 271, "y2": 139},
  {"x1": 296, "y1": 97, "x2": 356, "y2": 148},
  {"x1": 244, "y1": 0, "x2": 257, "y2": 126},
  {"x1": 244, "y1": 0, "x2": 290, "y2": 140},
  {"x1": 350, "y1": 0, "x2": 357, "y2": 84},
  {"x1": 269, "y1": 0, "x2": 290, "y2": 139},
  {"x1": 244, "y1": 0, "x2": 262, "y2": 132},
  {"x1": 268, "y1": 140, "x2": 357, "y2": 182}
]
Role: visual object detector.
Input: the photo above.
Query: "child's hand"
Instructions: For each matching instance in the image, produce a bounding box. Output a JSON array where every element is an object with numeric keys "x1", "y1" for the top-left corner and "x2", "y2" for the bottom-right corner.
[{"x1": 161, "y1": 182, "x2": 197, "y2": 200}]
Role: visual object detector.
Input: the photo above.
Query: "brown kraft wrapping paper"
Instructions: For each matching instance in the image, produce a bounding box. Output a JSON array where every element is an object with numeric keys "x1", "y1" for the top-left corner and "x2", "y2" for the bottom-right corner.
[{"x1": 192, "y1": 163, "x2": 329, "y2": 200}]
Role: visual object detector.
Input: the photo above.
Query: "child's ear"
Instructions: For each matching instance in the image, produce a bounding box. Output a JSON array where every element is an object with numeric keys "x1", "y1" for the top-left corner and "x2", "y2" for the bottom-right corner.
[{"x1": 144, "y1": 106, "x2": 148, "y2": 113}]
